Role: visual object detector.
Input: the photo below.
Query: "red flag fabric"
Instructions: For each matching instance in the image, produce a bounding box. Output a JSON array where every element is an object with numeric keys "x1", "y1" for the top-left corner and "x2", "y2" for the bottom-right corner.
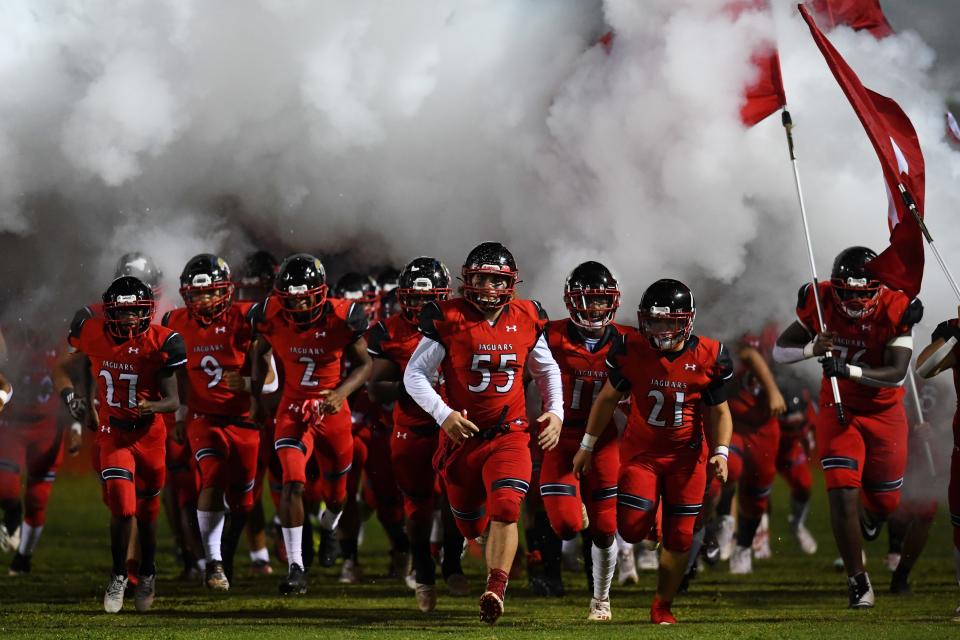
[
  {"x1": 730, "y1": 0, "x2": 787, "y2": 125},
  {"x1": 808, "y1": 0, "x2": 893, "y2": 38},
  {"x1": 799, "y1": 4, "x2": 924, "y2": 297}
]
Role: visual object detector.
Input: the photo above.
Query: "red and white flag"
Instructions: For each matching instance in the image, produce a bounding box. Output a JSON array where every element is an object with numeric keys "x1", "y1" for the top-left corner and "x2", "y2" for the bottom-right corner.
[
  {"x1": 807, "y1": 0, "x2": 893, "y2": 39},
  {"x1": 799, "y1": 4, "x2": 924, "y2": 297}
]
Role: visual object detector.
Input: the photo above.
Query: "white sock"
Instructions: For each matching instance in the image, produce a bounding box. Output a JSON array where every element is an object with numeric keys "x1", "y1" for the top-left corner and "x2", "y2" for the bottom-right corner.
[
  {"x1": 197, "y1": 558, "x2": 207, "y2": 572},
  {"x1": 319, "y1": 507, "x2": 342, "y2": 532},
  {"x1": 616, "y1": 531, "x2": 633, "y2": 554},
  {"x1": 283, "y1": 526, "x2": 304, "y2": 569},
  {"x1": 592, "y1": 542, "x2": 617, "y2": 601},
  {"x1": 954, "y1": 547, "x2": 960, "y2": 586},
  {"x1": 250, "y1": 546, "x2": 270, "y2": 563},
  {"x1": 561, "y1": 537, "x2": 577, "y2": 556},
  {"x1": 197, "y1": 510, "x2": 226, "y2": 562},
  {"x1": 429, "y1": 509, "x2": 442, "y2": 545},
  {"x1": 18, "y1": 522, "x2": 43, "y2": 556}
]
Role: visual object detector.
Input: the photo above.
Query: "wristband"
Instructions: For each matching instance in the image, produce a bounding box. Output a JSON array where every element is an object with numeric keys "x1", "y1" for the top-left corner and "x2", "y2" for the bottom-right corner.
[
  {"x1": 580, "y1": 433, "x2": 598, "y2": 452},
  {"x1": 802, "y1": 341, "x2": 816, "y2": 359},
  {"x1": 847, "y1": 365, "x2": 863, "y2": 380},
  {"x1": 70, "y1": 421, "x2": 82, "y2": 436},
  {"x1": 0, "y1": 387, "x2": 10, "y2": 405},
  {"x1": 713, "y1": 445, "x2": 729, "y2": 459}
]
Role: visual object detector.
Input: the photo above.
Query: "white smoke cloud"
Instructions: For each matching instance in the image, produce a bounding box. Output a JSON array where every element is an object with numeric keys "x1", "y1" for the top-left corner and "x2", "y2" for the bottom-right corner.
[{"x1": 0, "y1": 0, "x2": 958, "y2": 361}]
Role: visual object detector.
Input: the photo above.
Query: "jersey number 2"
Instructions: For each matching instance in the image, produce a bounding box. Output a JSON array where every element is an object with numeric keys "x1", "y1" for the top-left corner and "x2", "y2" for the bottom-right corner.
[{"x1": 646, "y1": 389, "x2": 685, "y2": 427}]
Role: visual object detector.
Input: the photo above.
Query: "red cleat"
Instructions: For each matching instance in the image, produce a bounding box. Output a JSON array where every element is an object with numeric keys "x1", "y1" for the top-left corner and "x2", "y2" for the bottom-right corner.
[
  {"x1": 479, "y1": 591, "x2": 504, "y2": 625},
  {"x1": 650, "y1": 597, "x2": 677, "y2": 625}
]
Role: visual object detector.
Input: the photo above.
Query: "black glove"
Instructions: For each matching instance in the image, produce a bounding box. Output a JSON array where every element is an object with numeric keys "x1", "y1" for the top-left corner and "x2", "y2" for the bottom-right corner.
[
  {"x1": 819, "y1": 356, "x2": 850, "y2": 379},
  {"x1": 61, "y1": 388, "x2": 88, "y2": 422}
]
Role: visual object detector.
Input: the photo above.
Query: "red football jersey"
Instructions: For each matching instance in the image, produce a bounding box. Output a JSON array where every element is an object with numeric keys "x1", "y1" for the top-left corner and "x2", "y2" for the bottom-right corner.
[
  {"x1": 0, "y1": 329, "x2": 60, "y2": 422},
  {"x1": 546, "y1": 319, "x2": 627, "y2": 440},
  {"x1": 931, "y1": 319, "x2": 960, "y2": 442},
  {"x1": 796, "y1": 282, "x2": 917, "y2": 412},
  {"x1": 419, "y1": 297, "x2": 548, "y2": 432},
  {"x1": 728, "y1": 333, "x2": 775, "y2": 429},
  {"x1": 162, "y1": 302, "x2": 257, "y2": 417},
  {"x1": 252, "y1": 296, "x2": 368, "y2": 403},
  {"x1": 607, "y1": 332, "x2": 733, "y2": 456},
  {"x1": 368, "y1": 314, "x2": 439, "y2": 431},
  {"x1": 67, "y1": 316, "x2": 186, "y2": 426}
]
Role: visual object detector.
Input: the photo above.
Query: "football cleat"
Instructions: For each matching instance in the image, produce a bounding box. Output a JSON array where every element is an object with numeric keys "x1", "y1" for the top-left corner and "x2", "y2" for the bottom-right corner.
[
  {"x1": 717, "y1": 515, "x2": 735, "y2": 561},
  {"x1": 889, "y1": 571, "x2": 911, "y2": 595},
  {"x1": 650, "y1": 597, "x2": 676, "y2": 625},
  {"x1": 848, "y1": 572, "x2": 875, "y2": 608},
  {"x1": 389, "y1": 550, "x2": 410, "y2": 581},
  {"x1": 134, "y1": 574, "x2": 156, "y2": 612},
  {"x1": 587, "y1": 597, "x2": 612, "y2": 621},
  {"x1": 339, "y1": 558, "x2": 363, "y2": 584},
  {"x1": 405, "y1": 567, "x2": 417, "y2": 591},
  {"x1": 479, "y1": 590, "x2": 504, "y2": 625},
  {"x1": 789, "y1": 516, "x2": 818, "y2": 555},
  {"x1": 205, "y1": 561, "x2": 230, "y2": 591},
  {"x1": 103, "y1": 574, "x2": 128, "y2": 613},
  {"x1": 0, "y1": 524, "x2": 21, "y2": 553},
  {"x1": 617, "y1": 547, "x2": 639, "y2": 585},
  {"x1": 884, "y1": 553, "x2": 901, "y2": 573},
  {"x1": 730, "y1": 545, "x2": 753, "y2": 575},
  {"x1": 637, "y1": 543, "x2": 659, "y2": 571},
  {"x1": 446, "y1": 572, "x2": 470, "y2": 596},
  {"x1": 279, "y1": 563, "x2": 308, "y2": 596},
  {"x1": 752, "y1": 514, "x2": 772, "y2": 559},
  {"x1": 250, "y1": 559, "x2": 274, "y2": 576},
  {"x1": 318, "y1": 528, "x2": 339, "y2": 568},
  {"x1": 415, "y1": 583, "x2": 438, "y2": 613},
  {"x1": 859, "y1": 508, "x2": 883, "y2": 542},
  {"x1": 8, "y1": 552, "x2": 31, "y2": 576}
]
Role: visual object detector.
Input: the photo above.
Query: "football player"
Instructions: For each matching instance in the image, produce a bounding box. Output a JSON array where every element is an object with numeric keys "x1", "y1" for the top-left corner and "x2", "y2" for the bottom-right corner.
[
  {"x1": 0, "y1": 327, "x2": 71, "y2": 576},
  {"x1": 236, "y1": 249, "x2": 280, "y2": 575},
  {"x1": 540, "y1": 261, "x2": 625, "y2": 620},
  {"x1": 249, "y1": 254, "x2": 371, "y2": 596},
  {"x1": 162, "y1": 254, "x2": 262, "y2": 591},
  {"x1": 574, "y1": 279, "x2": 733, "y2": 625},
  {"x1": 773, "y1": 247, "x2": 921, "y2": 608},
  {"x1": 914, "y1": 308, "x2": 960, "y2": 617},
  {"x1": 65, "y1": 276, "x2": 186, "y2": 612},
  {"x1": 776, "y1": 381, "x2": 818, "y2": 555},
  {"x1": 726, "y1": 327, "x2": 786, "y2": 574},
  {"x1": 404, "y1": 241, "x2": 564, "y2": 625},
  {"x1": 367, "y1": 256, "x2": 456, "y2": 611}
]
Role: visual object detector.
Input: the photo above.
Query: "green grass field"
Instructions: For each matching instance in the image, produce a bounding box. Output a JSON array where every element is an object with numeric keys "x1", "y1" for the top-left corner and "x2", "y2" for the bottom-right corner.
[{"x1": 0, "y1": 472, "x2": 957, "y2": 640}]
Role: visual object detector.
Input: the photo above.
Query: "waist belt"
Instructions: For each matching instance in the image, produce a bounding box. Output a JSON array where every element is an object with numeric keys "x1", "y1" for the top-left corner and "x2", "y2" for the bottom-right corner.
[
  {"x1": 410, "y1": 424, "x2": 440, "y2": 437},
  {"x1": 109, "y1": 415, "x2": 154, "y2": 432},
  {"x1": 477, "y1": 406, "x2": 510, "y2": 442},
  {"x1": 194, "y1": 412, "x2": 257, "y2": 430}
]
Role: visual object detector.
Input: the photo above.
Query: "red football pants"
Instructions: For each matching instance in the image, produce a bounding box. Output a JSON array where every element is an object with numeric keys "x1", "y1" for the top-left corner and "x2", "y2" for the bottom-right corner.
[
  {"x1": 390, "y1": 424, "x2": 440, "y2": 525},
  {"x1": 539, "y1": 435, "x2": 619, "y2": 539},
  {"x1": 438, "y1": 430, "x2": 531, "y2": 539},
  {"x1": 188, "y1": 414, "x2": 260, "y2": 513},
  {"x1": 733, "y1": 418, "x2": 780, "y2": 518},
  {"x1": 0, "y1": 416, "x2": 64, "y2": 526},
  {"x1": 617, "y1": 448, "x2": 706, "y2": 552},
  {"x1": 98, "y1": 417, "x2": 166, "y2": 522},
  {"x1": 274, "y1": 401, "x2": 353, "y2": 506},
  {"x1": 777, "y1": 434, "x2": 813, "y2": 502},
  {"x1": 817, "y1": 401, "x2": 907, "y2": 517}
]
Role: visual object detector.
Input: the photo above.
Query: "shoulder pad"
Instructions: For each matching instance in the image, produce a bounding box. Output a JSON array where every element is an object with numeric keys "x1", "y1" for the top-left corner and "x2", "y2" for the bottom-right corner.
[
  {"x1": 714, "y1": 342, "x2": 735, "y2": 381},
  {"x1": 899, "y1": 297, "x2": 923, "y2": 328},
  {"x1": 931, "y1": 319, "x2": 959, "y2": 343},
  {"x1": 419, "y1": 301, "x2": 443, "y2": 343},
  {"x1": 796, "y1": 283, "x2": 812, "y2": 312},
  {"x1": 366, "y1": 321, "x2": 389, "y2": 357},
  {"x1": 68, "y1": 307, "x2": 94, "y2": 341},
  {"x1": 345, "y1": 302, "x2": 369, "y2": 333},
  {"x1": 530, "y1": 299, "x2": 549, "y2": 322},
  {"x1": 161, "y1": 310, "x2": 173, "y2": 327},
  {"x1": 161, "y1": 331, "x2": 188, "y2": 368}
]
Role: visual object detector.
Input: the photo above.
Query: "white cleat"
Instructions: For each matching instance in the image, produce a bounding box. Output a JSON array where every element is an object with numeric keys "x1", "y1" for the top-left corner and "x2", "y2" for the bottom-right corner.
[
  {"x1": 637, "y1": 546, "x2": 659, "y2": 571},
  {"x1": 717, "y1": 515, "x2": 735, "y2": 561},
  {"x1": 134, "y1": 574, "x2": 156, "y2": 612},
  {"x1": 587, "y1": 597, "x2": 612, "y2": 621},
  {"x1": 103, "y1": 574, "x2": 128, "y2": 613},
  {"x1": 953, "y1": 602, "x2": 960, "y2": 622},
  {"x1": 339, "y1": 558, "x2": 363, "y2": 584},
  {"x1": 415, "y1": 583, "x2": 437, "y2": 613},
  {"x1": 617, "y1": 547, "x2": 639, "y2": 585},
  {"x1": 405, "y1": 567, "x2": 418, "y2": 591},
  {"x1": 730, "y1": 545, "x2": 753, "y2": 575},
  {"x1": 848, "y1": 573, "x2": 875, "y2": 609},
  {"x1": 0, "y1": 524, "x2": 20, "y2": 554},
  {"x1": 753, "y1": 514, "x2": 772, "y2": 559},
  {"x1": 884, "y1": 553, "x2": 901, "y2": 573},
  {"x1": 789, "y1": 519, "x2": 818, "y2": 556}
]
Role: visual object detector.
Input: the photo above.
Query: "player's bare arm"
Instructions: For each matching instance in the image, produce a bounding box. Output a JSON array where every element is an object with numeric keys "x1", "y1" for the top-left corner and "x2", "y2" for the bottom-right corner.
[
  {"x1": 172, "y1": 367, "x2": 190, "y2": 443},
  {"x1": 573, "y1": 379, "x2": 624, "y2": 478},
  {"x1": 707, "y1": 401, "x2": 733, "y2": 484},
  {"x1": 773, "y1": 320, "x2": 835, "y2": 363},
  {"x1": 137, "y1": 368, "x2": 180, "y2": 416},
  {"x1": 739, "y1": 344, "x2": 786, "y2": 415},
  {"x1": 0, "y1": 370, "x2": 11, "y2": 413},
  {"x1": 821, "y1": 337, "x2": 912, "y2": 388},
  {"x1": 248, "y1": 335, "x2": 272, "y2": 423},
  {"x1": 321, "y1": 337, "x2": 372, "y2": 414},
  {"x1": 916, "y1": 312, "x2": 960, "y2": 378},
  {"x1": 366, "y1": 357, "x2": 402, "y2": 403}
]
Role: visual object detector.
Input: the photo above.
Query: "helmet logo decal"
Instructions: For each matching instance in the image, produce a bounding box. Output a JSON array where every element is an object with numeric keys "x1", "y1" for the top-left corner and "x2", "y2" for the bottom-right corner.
[
  {"x1": 649, "y1": 306, "x2": 671, "y2": 315},
  {"x1": 845, "y1": 277, "x2": 869, "y2": 288},
  {"x1": 411, "y1": 277, "x2": 434, "y2": 291},
  {"x1": 126, "y1": 258, "x2": 148, "y2": 271},
  {"x1": 287, "y1": 284, "x2": 308, "y2": 294},
  {"x1": 116, "y1": 295, "x2": 137, "y2": 304},
  {"x1": 192, "y1": 274, "x2": 213, "y2": 286}
]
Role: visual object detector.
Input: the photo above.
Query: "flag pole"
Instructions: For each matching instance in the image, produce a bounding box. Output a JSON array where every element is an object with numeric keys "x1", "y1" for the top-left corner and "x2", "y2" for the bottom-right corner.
[
  {"x1": 897, "y1": 185, "x2": 960, "y2": 301},
  {"x1": 904, "y1": 365, "x2": 936, "y2": 476},
  {"x1": 781, "y1": 108, "x2": 846, "y2": 425}
]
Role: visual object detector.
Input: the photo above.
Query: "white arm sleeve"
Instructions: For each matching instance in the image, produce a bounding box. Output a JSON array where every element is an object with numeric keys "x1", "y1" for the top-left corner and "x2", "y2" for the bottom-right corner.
[
  {"x1": 527, "y1": 333, "x2": 565, "y2": 422},
  {"x1": 403, "y1": 337, "x2": 453, "y2": 427},
  {"x1": 262, "y1": 353, "x2": 279, "y2": 394}
]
